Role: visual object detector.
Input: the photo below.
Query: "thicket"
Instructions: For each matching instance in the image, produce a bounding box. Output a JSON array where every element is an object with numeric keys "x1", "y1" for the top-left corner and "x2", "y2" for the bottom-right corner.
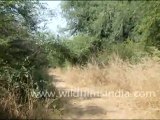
[
  {"x1": 58, "y1": 1, "x2": 160, "y2": 65},
  {"x1": 1, "y1": 0, "x2": 160, "y2": 119},
  {"x1": 36, "y1": 1, "x2": 160, "y2": 68},
  {"x1": 0, "y1": 1, "x2": 60, "y2": 119}
]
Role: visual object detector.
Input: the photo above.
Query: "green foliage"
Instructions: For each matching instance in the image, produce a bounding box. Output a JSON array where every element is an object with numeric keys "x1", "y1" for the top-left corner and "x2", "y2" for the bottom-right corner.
[
  {"x1": 0, "y1": 1, "x2": 59, "y2": 118},
  {"x1": 1, "y1": 1, "x2": 160, "y2": 117},
  {"x1": 93, "y1": 40, "x2": 147, "y2": 64},
  {"x1": 64, "y1": 35, "x2": 94, "y2": 63},
  {"x1": 61, "y1": 1, "x2": 160, "y2": 65},
  {"x1": 63, "y1": 35, "x2": 105, "y2": 65},
  {"x1": 61, "y1": 1, "x2": 138, "y2": 40},
  {"x1": 37, "y1": 33, "x2": 77, "y2": 67}
]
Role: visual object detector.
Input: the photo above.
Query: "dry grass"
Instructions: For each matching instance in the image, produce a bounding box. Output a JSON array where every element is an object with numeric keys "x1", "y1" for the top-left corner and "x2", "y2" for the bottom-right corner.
[
  {"x1": 54, "y1": 55, "x2": 160, "y2": 118},
  {"x1": 55, "y1": 56, "x2": 160, "y2": 90},
  {"x1": 0, "y1": 88, "x2": 60, "y2": 119}
]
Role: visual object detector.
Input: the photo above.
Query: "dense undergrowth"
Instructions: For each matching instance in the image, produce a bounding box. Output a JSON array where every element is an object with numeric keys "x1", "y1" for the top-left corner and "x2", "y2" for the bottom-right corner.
[
  {"x1": 0, "y1": 0, "x2": 160, "y2": 119},
  {"x1": 0, "y1": 1, "x2": 61, "y2": 119}
]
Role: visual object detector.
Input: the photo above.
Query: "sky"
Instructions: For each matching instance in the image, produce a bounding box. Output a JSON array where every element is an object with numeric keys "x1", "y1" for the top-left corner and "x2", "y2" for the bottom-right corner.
[{"x1": 39, "y1": 1, "x2": 67, "y2": 34}]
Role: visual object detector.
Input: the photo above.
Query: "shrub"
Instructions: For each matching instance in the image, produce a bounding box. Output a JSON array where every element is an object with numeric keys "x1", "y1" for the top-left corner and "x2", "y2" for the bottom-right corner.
[
  {"x1": 95, "y1": 40, "x2": 149, "y2": 64},
  {"x1": 0, "y1": 38, "x2": 60, "y2": 119}
]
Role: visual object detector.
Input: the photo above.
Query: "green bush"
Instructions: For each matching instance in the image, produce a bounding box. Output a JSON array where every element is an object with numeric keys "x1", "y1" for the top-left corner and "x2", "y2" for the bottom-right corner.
[
  {"x1": 0, "y1": 38, "x2": 60, "y2": 118},
  {"x1": 95, "y1": 40, "x2": 149, "y2": 64}
]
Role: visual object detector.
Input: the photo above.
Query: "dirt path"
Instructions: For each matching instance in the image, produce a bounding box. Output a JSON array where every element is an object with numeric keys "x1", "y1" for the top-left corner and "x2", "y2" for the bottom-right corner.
[{"x1": 49, "y1": 69, "x2": 157, "y2": 119}]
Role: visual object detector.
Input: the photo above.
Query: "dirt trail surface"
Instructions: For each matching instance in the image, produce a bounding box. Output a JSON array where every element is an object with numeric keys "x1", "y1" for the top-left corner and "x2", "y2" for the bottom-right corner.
[{"x1": 49, "y1": 69, "x2": 157, "y2": 119}]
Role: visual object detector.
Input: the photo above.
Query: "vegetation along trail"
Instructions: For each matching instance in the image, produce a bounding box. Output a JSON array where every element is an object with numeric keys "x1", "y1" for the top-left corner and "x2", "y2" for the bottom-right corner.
[{"x1": 1, "y1": 1, "x2": 160, "y2": 119}]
